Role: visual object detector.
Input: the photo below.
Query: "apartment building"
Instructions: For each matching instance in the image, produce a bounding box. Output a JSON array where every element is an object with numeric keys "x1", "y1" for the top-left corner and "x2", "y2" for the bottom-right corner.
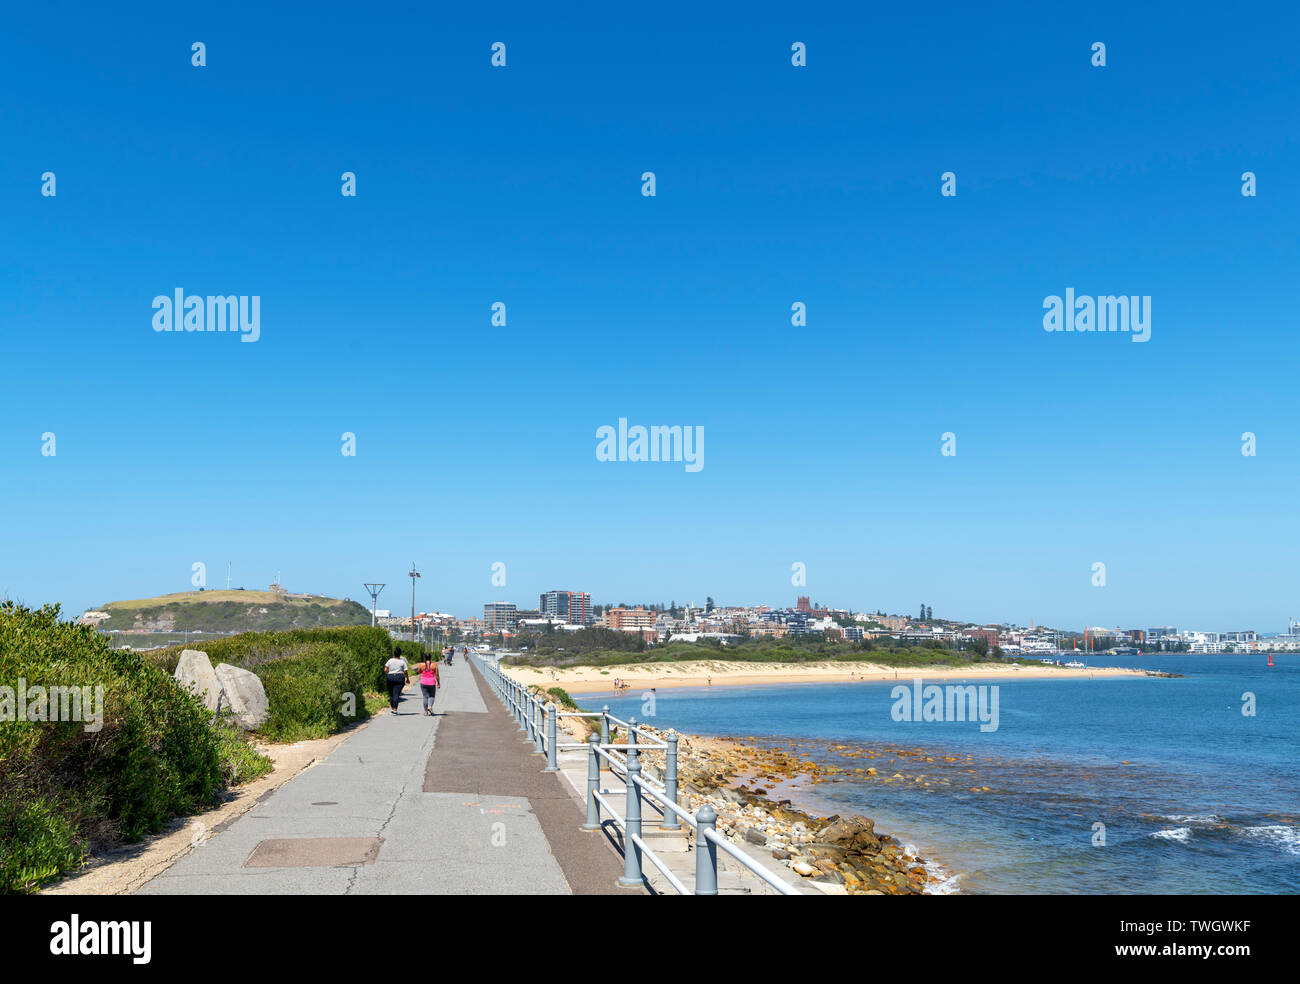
[
  {"x1": 607, "y1": 606, "x2": 655, "y2": 630},
  {"x1": 483, "y1": 602, "x2": 519, "y2": 632},
  {"x1": 540, "y1": 590, "x2": 592, "y2": 626}
]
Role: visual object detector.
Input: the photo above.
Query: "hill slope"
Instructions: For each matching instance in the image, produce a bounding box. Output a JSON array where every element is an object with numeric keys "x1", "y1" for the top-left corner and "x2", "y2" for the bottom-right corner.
[{"x1": 92, "y1": 590, "x2": 372, "y2": 633}]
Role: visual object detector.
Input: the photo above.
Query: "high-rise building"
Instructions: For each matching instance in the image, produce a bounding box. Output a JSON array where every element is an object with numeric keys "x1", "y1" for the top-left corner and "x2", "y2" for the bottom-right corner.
[
  {"x1": 483, "y1": 602, "x2": 519, "y2": 632},
  {"x1": 540, "y1": 590, "x2": 592, "y2": 625}
]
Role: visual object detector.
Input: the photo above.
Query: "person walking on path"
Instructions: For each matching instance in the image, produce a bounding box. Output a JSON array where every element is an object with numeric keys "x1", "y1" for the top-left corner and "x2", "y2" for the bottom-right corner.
[
  {"x1": 384, "y1": 651, "x2": 409, "y2": 712},
  {"x1": 419, "y1": 654, "x2": 440, "y2": 715}
]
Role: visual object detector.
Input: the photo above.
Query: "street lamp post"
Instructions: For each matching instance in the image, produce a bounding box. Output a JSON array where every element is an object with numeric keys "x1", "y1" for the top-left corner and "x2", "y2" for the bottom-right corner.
[
  {"x1": 408, "y1": 563, "x2": 421, "y2": 643},
  {"x1": 363, "y1": 583, "x2": 385, "y2": 627}
]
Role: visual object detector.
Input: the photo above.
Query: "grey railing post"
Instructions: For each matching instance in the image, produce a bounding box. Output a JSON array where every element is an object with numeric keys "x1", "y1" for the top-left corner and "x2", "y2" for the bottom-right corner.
[
  {"x1": 533, "y1": 698, "x2": 544, "y2": 754},
  {"x1": 600, "y1": 705, "x2": 610, "y2": 745},
  {"x1": 627, "y1": 717, "x2": 639, "y2": 768},
  {"x1": 524, "y1": 690, "x2": 535, "y2": 739},
  {"x1": 694, "y1": 804, "x2": 718, "y2": 896},
  {"x1": 544, "y1": 703, "x2": 559, "y2": 772},
  {"x1": 582, "y1": 734, "x2": 601, "y2": 830},
  {"x1": 619, "y1": 758, "x2": 644, "y2": 887},
  {"x1": 662, "y1": 730, "x2": 681, "y2": 830}
]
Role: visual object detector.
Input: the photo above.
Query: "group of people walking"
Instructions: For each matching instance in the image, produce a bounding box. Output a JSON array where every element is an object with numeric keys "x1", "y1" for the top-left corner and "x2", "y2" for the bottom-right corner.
[{"x1": 383, "y1": 645, "x2": 470, "y2": 715}]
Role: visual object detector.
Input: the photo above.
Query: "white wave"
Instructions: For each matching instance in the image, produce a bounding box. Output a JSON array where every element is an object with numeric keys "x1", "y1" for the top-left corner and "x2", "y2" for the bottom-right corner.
[
  {"x1": 904, "y1": 840, "x2": 962, "y2": 894},
  {"x1": 1238, "y1": 825, "x2": 1300, "y2": 856},
  {"x1": 1151, "y1": 827, "x2": 1193, "y2": 843},
  {"x1": 1160, "y1": 813, "x2": 1226, "y2": 827}
]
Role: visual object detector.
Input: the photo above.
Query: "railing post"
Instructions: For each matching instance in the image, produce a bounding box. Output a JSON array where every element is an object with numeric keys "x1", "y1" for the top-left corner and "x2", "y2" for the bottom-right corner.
[
  {"x1": 619, "y1": 757, "x2": 644, "y2": 887},
  {"x1": 582, "y1": 735, "x2": 601, "y2": 830},
  {"x1": 533, "y1": 698, "x2": 544, "y2": 754},
  {"x1": 662, "y1": 730, "x2": 681, "y2": 830},
  {"x1": 525, "y1": 690, "x2": 536, "y2": 740},
  {"x1": 627, "y1": 716, "x2": 639, "y2": 768},
  {"x1": 544, "y1": 703, "x2": 559, "y2": 772},
  {"x1": 600, "y1": 705, "x2": 610, "y2": 745},
  {"x1": 694, "y1": 804, "x2": 718, "y2": 896}
]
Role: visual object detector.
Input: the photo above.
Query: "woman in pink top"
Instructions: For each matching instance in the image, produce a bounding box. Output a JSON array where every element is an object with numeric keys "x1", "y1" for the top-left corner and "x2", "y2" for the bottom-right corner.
[{"x1": 419, "y1": 655, "x2": 440, "y2": 715}]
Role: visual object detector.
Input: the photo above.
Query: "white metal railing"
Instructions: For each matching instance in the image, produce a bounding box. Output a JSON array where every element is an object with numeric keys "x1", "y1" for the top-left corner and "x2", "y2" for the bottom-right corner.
[{"x1": 472, "y1": 652, "x2": 803, "y2": 896}]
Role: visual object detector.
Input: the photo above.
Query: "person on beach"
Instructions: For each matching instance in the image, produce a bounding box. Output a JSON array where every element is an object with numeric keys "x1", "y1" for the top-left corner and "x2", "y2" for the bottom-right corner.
[
  {"x1": 384, "y1": 651, "x2": 409, "y2": 712},
  {"x1": 419, "y1": 654, "x2": 440, "y2": 715}
]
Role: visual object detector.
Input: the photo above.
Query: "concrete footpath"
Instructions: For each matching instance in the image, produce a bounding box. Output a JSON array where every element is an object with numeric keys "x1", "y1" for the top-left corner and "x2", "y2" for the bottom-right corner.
[{"x1": 138, "y1": 657, "x2": 639, "y2": 895}]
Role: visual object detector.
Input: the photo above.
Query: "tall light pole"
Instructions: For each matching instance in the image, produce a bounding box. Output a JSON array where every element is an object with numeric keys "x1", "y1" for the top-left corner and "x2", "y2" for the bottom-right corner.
[
  {"x1": 363, "y1": 583, "x2": 385, "y2": 626},
  {"x1": 408, "y1": 563, "x2": 421, "y2": 642}
]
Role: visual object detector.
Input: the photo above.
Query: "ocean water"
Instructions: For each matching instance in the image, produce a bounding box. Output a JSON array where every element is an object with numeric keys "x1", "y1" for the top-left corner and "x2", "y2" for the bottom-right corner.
[{"x1": 579, "y1": 655, "x2": 1300, "y2": 894}]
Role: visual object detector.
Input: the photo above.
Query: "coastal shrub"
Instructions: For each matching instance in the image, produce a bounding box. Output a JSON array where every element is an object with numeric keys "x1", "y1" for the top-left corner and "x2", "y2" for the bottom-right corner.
[
  {"x1": 153, "y1": 625, "x2": 394, "y2": 693},
  {"x1": 502, "y1": 634, "x2": 989, "y2": 670},
  {"x1": 392, "y1": 641, "x2": 430, "y2": 665},
  {"x1": 254, "y1": 642, "x2": 369, "y2": 742},
  {"x1": 546, "y1": 687, "x2": 578, "y2": 710},
  {"x1": 0, "y1": 602, "x2": 237, "y2": 893}
]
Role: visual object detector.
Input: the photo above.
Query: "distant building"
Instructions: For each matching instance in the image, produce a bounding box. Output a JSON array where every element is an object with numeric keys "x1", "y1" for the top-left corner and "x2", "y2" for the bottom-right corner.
[
  {"x1": 965, "y1": 627, "x2": 1000, "y2": 648},
  {"x1": 796, "y1": 596, "x2": 812, "y2": 613},
  {"x1": 483, "y1": 602, "x2": 519, "y2": 632},
  {"x1": 540, "y1": 590, "x2": 592, "y2": 626},
  {"x1": 608, "y1": 607, "x2": 655, "y2": 630}
]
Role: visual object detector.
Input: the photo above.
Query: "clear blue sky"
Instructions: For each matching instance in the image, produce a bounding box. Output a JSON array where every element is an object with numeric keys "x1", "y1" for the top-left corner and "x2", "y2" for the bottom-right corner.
[{"x1": 2, "y1": 3, "x2": 1297, "y2": 632}]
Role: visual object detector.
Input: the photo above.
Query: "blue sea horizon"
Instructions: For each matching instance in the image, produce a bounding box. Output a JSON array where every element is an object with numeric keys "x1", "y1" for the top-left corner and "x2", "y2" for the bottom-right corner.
[{"x1": 581, "y1": 654, "x2": 1299, "y2": 894}]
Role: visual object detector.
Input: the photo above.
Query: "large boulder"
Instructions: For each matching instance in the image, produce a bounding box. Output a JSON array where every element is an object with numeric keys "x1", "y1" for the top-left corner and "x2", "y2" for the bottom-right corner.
[
  {"x1": 820, "y1": 815, "x2": 881, "y2": 855},
  {"x1": 213, "y1": 663, "x2": 270, "y2": 730},
  {"x1": 174, "y1": 649, "x2": 222, "y2": 712}
]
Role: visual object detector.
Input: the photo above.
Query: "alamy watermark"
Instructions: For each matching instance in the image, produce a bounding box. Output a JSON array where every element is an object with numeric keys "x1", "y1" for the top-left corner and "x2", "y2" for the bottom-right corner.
[
  {"x1": 152, "y1": 288, "x2": 260, "y2": 342},
  {"x1": 1, "y1": 679, "x2": 104, "y2": 732},
  {"x1": 595, "y1": 418, "x2": 703, "y2": 472},
  {"x1": 1042, "y1": 289, "x2": 1150, "y2": 343},
  {"x1": 890, "y1": 678, "x2": 999, "y2": 733}
]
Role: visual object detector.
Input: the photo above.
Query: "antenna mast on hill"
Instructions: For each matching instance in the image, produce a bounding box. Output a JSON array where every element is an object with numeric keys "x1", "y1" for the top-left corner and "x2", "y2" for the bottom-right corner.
[
  {"x1": 226, "y1": 562, "x2": 232, "y2": 591},
  {"x1": 363, "y1": 583, "x2": 386, "y2": 627}
]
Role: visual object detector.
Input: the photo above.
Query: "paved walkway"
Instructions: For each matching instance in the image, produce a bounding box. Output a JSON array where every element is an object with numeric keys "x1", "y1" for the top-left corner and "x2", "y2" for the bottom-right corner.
[{"x1": 139, "y1": 658, "x2": 638, "y2": 895}]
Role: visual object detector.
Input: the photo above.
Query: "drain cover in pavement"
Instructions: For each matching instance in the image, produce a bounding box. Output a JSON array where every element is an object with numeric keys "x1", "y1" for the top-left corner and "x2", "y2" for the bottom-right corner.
[{"x1": 244, "y1": 837, "x2": 384, "y2": 868}]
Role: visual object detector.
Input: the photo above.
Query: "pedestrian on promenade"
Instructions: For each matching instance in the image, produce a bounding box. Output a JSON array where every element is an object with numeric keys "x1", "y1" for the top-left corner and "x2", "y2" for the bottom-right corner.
[
  {"x1": 419, "y1": 654, "x2": 440, "y2": 715},
  {"x1": 384, "y1": 651, "x2": 409, "y2": 712}
]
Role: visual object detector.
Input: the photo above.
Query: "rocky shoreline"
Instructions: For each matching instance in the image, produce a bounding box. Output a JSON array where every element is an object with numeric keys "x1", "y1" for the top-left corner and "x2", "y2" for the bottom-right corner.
[{"x1": 552, "y1": 705, "x2": 936, "y2": 894}]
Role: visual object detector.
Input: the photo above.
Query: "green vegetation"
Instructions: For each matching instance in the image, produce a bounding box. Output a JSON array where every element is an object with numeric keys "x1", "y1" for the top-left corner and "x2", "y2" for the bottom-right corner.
[
  {"x1": 503, "y1": 631, "x2": 1023, "y2": 670},
  {"x1": 391, "y1": 641, "x2": 432, "y2": 664},
  {"x1": 153, "y1": 625, "x2": 394, "y2": 692},
  {"x1": 545, "y1": 687, "x2": 579, "y2": 710},
  {"x1": 94, "y1": 589, "x2": 372, "y2": 634},
  {"x1": 0, "y1": 602, "x2": 271, "y2": 894},
  {"x1": 153, "y1": 625, "x2": 396, "y2": 742}
]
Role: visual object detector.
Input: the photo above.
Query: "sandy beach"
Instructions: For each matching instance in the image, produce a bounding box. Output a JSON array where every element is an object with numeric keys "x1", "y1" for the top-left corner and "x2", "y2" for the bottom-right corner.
[{"x1": 510, "y1": 658, "x2": 1151, "y2": 694}]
